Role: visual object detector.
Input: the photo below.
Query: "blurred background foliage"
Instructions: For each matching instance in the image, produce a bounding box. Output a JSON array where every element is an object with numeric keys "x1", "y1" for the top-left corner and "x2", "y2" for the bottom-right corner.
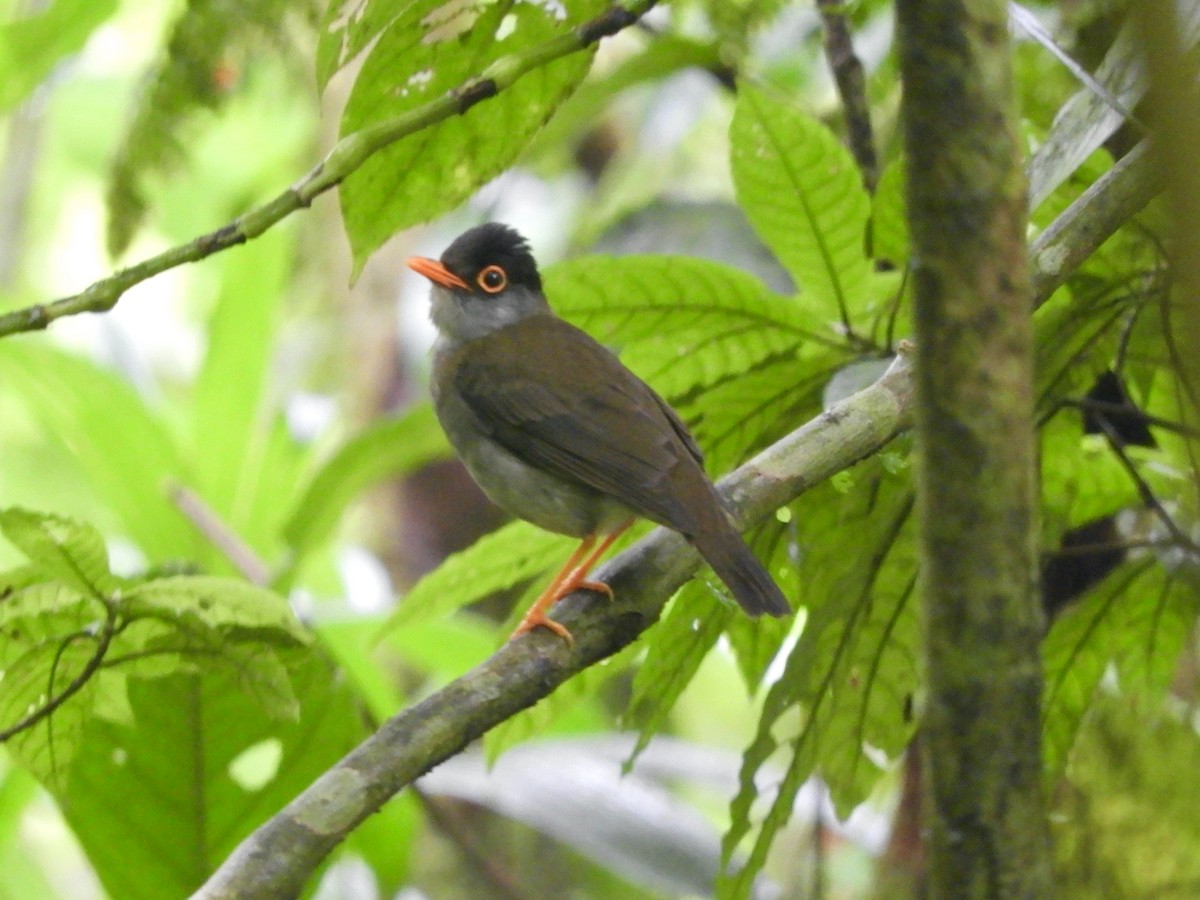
[{"x1": 0, "y1": 0, "x2": 1198, "y2": 897}]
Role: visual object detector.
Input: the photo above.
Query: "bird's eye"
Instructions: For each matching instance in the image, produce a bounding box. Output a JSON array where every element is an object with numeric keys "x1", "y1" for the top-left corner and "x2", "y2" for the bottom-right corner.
[{"x1": 476, "y1": 265, "x2": 507, "y2": 293}]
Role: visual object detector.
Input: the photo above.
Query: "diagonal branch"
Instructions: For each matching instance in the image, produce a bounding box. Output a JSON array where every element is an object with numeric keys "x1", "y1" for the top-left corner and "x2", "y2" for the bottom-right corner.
[
  {"x1": 0, "y1": 0, "x2": 658, "y2": 340},
  {"x1": 191, "y1": 349, "x2": 916, "y2": 900}
]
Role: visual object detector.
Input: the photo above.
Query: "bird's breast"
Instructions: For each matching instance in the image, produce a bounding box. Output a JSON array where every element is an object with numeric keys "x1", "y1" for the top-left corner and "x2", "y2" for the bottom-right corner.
[{"x1": 431, "y1": 347, "x2": 631, "y2": 538}]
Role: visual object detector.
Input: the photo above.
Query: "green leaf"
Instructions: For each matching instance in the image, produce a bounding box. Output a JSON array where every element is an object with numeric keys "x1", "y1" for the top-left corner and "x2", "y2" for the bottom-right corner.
[
  {"x1": 0, "y1": 0, "x2": 119, "y2": 113},
  {"x1": 723, "y1": 518, "x2": 800, "y2": 691},
  {"x1": 190, "y1": 230, "x2": 291, "y2": 534},
  {"x1": 720, "y1": 474, "x2": 919, "y2": 898},
  {"x1": 1042, "y1": 564, "x2": 1197, "y2": 780},
  {"x1": 1040, "y1": 413, "x2": 1139, "y2": 541},
  {"x1": 316, "y1": 0, "x2": 426, "y2": 89},
  {"x1": 281, "y1": 404, "x2": 451, "y2": 576},
  {"x1": 545, "y1": 255, "x2": 814, "y2": 399},
  {"x1": 0, "y1": 640, "x2": 102, "y2": 787},
  {"x1": 0, "y1": 582, "x2": 103, "y2": 668},
  {"x1": 625, "y1": 582, "x2": 733, "y2": 767},
  {"x1": 870, "y1": 156, "x2": 908, "y2": 267},
  {"x1": 0, "y1": 343, "x2": 196, "y2": 564},
  {"x1": 0, "y1": 508, "x2": 116, "y2": 596},
  {"x1": 338, "y1": 1, "x2": 600, "y2": 273},
  {"x1": 686, "y1": 349, "x2": 848, "y2": 474},
  {"x1": 57, "y1": 652, "x2": 364, "y2": 899},
  {"x1": 730, "y1": 84, "x2": 872, "y2": 327},
  {"x1": 124, "y1": 575, "x2": 311, "y2": 648},
  {"x1": 379, "y1": 521, "x2": 575, "y2": 633}
]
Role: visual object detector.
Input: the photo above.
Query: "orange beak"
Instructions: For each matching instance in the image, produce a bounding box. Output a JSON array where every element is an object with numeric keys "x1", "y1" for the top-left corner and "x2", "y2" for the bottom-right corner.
[{"x1": 407, "y1": 256, "x2": 470, "y2": 290}]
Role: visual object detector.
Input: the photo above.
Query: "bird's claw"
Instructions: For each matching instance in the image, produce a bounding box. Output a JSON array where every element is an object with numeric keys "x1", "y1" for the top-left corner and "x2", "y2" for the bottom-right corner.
[{"x1": 512, "y1": 611, "x2": 575, "y2": 645}]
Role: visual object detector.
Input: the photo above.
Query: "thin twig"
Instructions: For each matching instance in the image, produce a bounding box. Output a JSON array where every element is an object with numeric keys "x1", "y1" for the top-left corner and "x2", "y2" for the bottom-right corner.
[
  {"x1": 168, "y1": 482, "x2": 271, "y2": 585},
  {"x1": 816, "y1": 0, "x2": 878, "y2": 191},
  {"x1": 1094, "y1": 414, "x2": 1200, "y2": 558},
  {"x1": 0, "y1": 0, "x2": 658, "y2": 339},
  {"x1": 0, "y1": 610, "x2": 116, "y2": 743}
]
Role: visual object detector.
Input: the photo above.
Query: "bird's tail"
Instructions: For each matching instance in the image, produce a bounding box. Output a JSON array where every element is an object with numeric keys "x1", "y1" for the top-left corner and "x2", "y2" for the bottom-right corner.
[{"x1": 692, "y1": 525, "x2": 790, "y2": 617}]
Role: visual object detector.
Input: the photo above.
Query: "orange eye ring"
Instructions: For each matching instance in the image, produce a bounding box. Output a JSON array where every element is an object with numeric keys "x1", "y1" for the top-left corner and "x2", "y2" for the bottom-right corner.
[{"x1": 476, "y1": 265, "x2": 507, "y2": 293}]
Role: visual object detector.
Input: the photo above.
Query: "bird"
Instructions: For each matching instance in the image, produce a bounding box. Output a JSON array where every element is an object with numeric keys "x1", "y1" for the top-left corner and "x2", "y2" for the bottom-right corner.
[{"x1": 407, "y1": 223, "x2": 790, "y2": 643}]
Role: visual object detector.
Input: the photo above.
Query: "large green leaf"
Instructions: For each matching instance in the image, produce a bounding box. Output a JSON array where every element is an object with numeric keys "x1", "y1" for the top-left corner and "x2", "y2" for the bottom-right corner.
[
  {"x1": 0, "y1": 566, "x2": 314, "y2": 780},
  {"x1": 58, "y1": 652, "x2": 364, "y2": 900},
  {"x1": 338, "y1": 1, "x2": 602, "y2": 272},
  {"x1": 545, "y1": 255, "x2": 815, "y2": 400},
  {"x1": 190, "y1": 230, "x2": 292, "y2": 541},
  {"x1": 730, "y1": 84, "x2": 873, "y2": 328},
  {"x1": 0, "y1": 0, "x2": 118, "y2": 113},
  {"x1": 0, "y1": 344, "x2": 197, "y2": 564}
]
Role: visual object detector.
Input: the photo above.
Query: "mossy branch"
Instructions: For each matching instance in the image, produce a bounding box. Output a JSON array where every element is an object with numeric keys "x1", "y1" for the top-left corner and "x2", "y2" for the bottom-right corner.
[{"x1": 0, "y1": 0, "x2": 658, "y2": 339}]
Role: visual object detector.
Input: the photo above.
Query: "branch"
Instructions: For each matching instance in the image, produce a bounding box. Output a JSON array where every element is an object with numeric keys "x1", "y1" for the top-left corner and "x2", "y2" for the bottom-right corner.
[
  {"x1": 0, "y1": 0, "x2": 658, "y2": 339},
  {"x1": 191, "y1": 349, "x2": 916, "y2": 900},
  {"x1": 1029, "y1": 139, "x2": 1158, "y2": 307},
  {"x1": 816, "y1": 0, "x2": 878, "y2": 191}
]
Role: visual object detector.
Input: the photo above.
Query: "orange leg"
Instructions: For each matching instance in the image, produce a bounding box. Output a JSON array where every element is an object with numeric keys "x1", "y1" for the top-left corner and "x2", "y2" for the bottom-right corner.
[{"x1": 512, "y1": 521, "x2": 633, "y2": 644}]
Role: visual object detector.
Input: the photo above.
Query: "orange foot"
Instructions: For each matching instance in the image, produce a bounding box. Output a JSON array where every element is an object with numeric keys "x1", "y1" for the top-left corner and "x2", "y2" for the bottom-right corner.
[
  {"x1": 511, "y1": 580, "x2": 615, "y2": 645},
  {"x1": 509, "y1": 525, "x2": 631, "y2": 645}
]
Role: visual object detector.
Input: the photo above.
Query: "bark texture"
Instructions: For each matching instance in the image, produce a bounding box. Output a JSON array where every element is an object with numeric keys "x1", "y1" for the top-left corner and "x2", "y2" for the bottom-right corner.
[
  {"x1": 895, "y1": 0, "x2": 1052, "y2": 896},
  {"x1": 1134, "y1": 1, "x2": 1200, "y2": 477}
]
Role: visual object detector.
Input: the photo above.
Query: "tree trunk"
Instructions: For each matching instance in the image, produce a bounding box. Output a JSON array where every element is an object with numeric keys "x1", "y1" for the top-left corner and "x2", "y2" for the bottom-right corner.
[{"x1": 895, "y1": 0, "x2": 1052, "y2": 896}]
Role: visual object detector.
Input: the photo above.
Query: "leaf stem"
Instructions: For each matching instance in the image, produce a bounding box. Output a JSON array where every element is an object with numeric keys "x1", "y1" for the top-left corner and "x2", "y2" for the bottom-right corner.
[{"x1": 0, "y1": 610, "x2": 116, "y2": 744}]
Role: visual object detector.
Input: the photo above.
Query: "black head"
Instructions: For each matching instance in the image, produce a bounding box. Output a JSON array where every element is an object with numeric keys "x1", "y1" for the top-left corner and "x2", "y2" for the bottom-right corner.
[{"x1": 440, "y1": 223, "x2": 543, "y2": 295}]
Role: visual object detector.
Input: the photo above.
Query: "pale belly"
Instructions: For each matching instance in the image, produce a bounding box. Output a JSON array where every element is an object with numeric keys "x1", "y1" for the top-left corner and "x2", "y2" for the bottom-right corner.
[{"x1": 433, "y1": 391, "x2": 633, "y2": 538}]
